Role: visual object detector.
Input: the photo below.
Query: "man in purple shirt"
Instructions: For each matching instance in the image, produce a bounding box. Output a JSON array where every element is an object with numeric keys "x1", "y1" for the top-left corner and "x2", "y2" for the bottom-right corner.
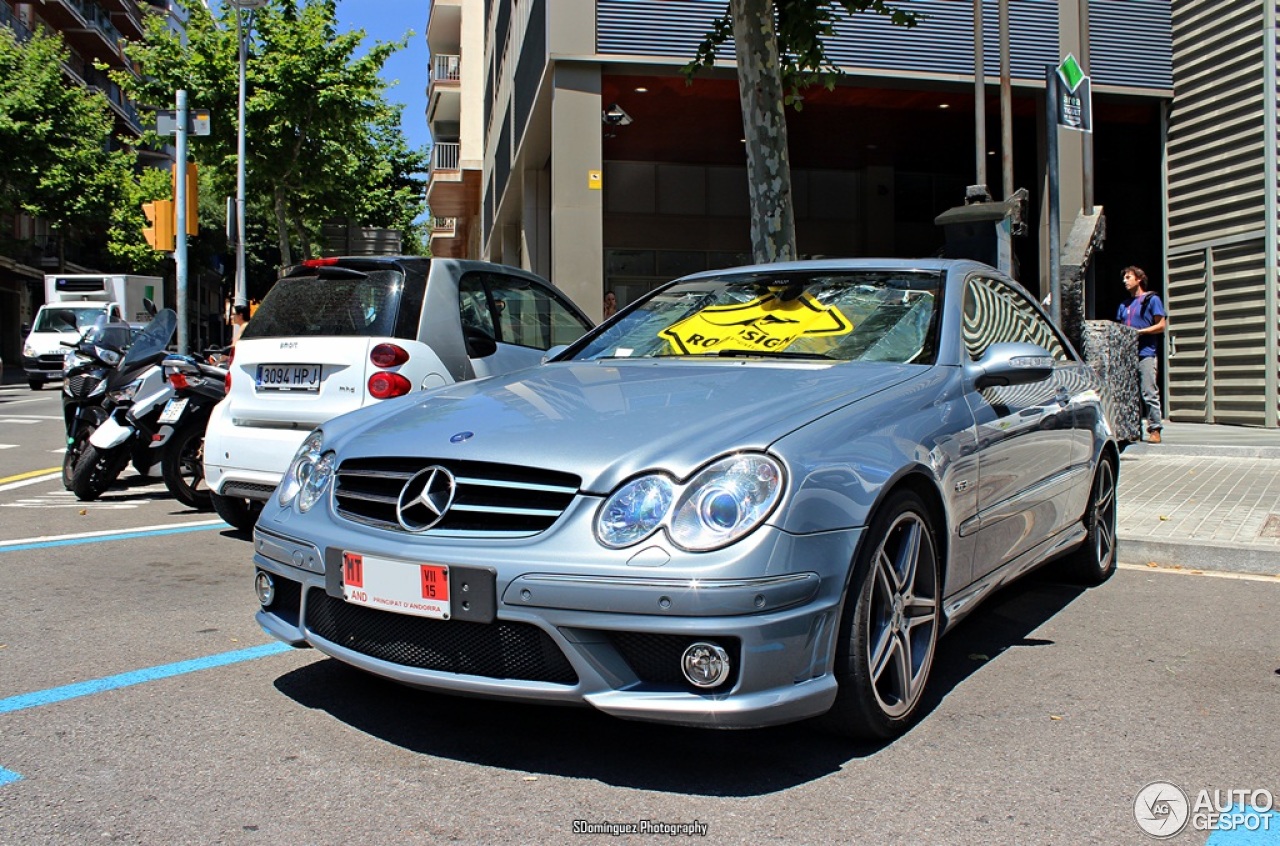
[{"x1": 1116, "y1": 266, "x2": 1167, "y2": 443}]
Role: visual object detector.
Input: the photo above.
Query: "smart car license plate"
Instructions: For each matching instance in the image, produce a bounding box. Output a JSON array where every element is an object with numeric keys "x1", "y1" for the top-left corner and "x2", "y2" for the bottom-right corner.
[
  {"x1": 340, "y1": 552, "x2": 450, "y2": 620},
  {"x1": 156, "y1": 397, "x2": 188, "y2": 424},
  {"x1": 256, "y1": 363, "x2": 320, "y2": 392}
]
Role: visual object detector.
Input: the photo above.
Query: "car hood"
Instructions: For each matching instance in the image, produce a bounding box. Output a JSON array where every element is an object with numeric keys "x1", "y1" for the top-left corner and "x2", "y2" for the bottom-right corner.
[{"x1": 327, "y1": 359, "x2": 925, "y2": 491}]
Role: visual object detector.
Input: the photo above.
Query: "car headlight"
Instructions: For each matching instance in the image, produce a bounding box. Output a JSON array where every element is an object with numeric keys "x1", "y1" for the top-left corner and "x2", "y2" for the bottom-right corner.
[
  {"x1": 108, "y1": 378, "x2": 142, "y2": 403},
  {"x1": 278, "y1": 429, "x2": 325, "y2": 507},
  {"x1": 595, "y1": 453, "x2": 784, "y2": 552},
  {"x1": 23, "y1": 344, "x2": 35, "y2": 358},
  {"x1": 597, "y1": 475, "x2": 675, "y2": 548},
  {"x1": 297, "y1": 452, "x2": 335, "y2": 513}
]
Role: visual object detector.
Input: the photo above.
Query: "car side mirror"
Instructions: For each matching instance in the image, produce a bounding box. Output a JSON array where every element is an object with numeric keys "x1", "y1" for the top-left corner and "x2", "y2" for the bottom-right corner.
[
  {"x1": 968, "y1": 342, "x2": 1055, "y2": 389},
  {"x1": 143, "y1": 297, "x2": 157, "y2": 317},
  {"x1": 541, "y1": 344, "x2": 569, "y2": 364}
]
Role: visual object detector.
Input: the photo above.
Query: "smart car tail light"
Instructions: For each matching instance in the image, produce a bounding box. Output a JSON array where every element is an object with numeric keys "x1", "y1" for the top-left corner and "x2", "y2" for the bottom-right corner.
[
  {"x1": 225, "y1": 346, "x2": 235, "y2": 393},
  {"x1": 370, "y1": 343, "x2": 409, "y2": 368},
  {"x1": 368, "y1": 371, "x2": 411, "y2": 399}
]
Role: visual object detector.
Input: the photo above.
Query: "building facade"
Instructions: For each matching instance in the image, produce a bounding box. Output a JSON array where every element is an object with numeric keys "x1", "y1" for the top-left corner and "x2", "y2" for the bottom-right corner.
[
  {"x1": 424, "y1": 0, "x2": 1173, "y2": 331},
  {"x1": 0, "y1": 0, "x2": 178, "y2": 369},
  {"x1": 1165, "y1": 0, "x2": 1280, "y2": 428}
]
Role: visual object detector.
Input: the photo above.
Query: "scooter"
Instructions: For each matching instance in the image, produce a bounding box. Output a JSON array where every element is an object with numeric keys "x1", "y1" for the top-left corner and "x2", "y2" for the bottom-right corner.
[
  {"x1": 71, "y1": 309, "x2": 178, "y2": 502},
  {"x1": 60, "y1": 316, "x2": 135, "y2": 490},
  {"x1": 151, "y1": 351, "x2": 228, "y2": 510}
]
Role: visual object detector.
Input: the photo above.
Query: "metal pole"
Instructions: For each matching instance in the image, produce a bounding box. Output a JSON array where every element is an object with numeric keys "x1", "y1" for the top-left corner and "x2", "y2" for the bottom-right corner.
[
  {"x1": 1046, "y1": 65, "x2": 1061, "y2": 326},
  {"x1": 175, "y1": 89, "x2": 189, "y2": 355},
  {"x1": 1079, "y1": 0, "x2": 1094, "y2": 215},
  {"x1": 234, "y1": 6, "x2": 249, "y2": 310},
  {"x1": 999, "y1": 0, "x2": 1012, "y2": 200},
  {"x1": 973, "y1": 0, "x2": 987, "y2": 190}
]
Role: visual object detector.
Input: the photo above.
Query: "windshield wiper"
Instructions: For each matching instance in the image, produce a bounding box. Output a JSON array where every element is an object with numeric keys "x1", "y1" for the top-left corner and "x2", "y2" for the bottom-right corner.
[{"x1": 711, "y1": 349, "x2": 835, "y2": 360}]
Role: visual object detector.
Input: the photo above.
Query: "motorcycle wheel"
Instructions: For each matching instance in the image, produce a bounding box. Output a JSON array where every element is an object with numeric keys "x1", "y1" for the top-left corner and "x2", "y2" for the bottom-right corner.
[
  {"x1": 210, "y1": 491, "x2": 263, "y2": 533},
  {"x1": 63, "y1": 431, "x2": 91, "y2": 491},
  {"x1": 72, "y1": 443, "x2": 129, "y2": 502},
  {"x1": 162, "y1": 420, "x2": 212, "y2": 510}
]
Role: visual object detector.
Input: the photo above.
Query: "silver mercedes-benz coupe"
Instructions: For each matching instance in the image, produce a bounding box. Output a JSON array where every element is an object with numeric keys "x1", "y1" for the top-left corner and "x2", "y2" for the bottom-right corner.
[{"x1": 252, "y1": 258, "x2": 1118, "y2": 739}]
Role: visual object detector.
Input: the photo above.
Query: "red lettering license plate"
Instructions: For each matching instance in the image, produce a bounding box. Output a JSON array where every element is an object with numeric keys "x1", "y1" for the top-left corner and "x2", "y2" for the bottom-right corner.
[{"x1": 341, "y1": 551, "x2": 450, "y2": 620}]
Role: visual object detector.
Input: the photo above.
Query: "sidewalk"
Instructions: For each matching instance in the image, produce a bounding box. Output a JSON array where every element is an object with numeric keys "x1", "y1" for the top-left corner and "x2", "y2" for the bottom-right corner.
[{"x1": 1118, "y1": 422, "x2": 1280, "y2": 575}]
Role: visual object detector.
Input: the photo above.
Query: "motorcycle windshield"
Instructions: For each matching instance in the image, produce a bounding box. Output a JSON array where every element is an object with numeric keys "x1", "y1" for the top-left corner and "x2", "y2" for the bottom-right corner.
[
  {"x1": 80, "y1": 314, "x2": 133, "y2": 352},
  {"x1": 119, "y1": 309, "x2": 177, "y2": 368}
]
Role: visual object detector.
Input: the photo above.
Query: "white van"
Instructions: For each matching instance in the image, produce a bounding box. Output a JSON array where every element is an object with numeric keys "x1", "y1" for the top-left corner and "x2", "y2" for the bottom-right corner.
[{"x1": 203, "y1": 256, "x2": 593, "y2": 530}]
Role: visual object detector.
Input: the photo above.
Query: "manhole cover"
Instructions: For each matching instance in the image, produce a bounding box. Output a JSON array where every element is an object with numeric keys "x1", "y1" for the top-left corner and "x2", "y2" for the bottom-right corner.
[{"x1": 1260, "y1": 514, "x2": 1280, "y2": 538}]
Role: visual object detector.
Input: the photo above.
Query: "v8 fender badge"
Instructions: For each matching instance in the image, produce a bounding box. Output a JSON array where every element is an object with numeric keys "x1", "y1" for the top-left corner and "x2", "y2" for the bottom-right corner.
[{"x1": 450, "y1": 431, "x2": 474, "y2": 444}]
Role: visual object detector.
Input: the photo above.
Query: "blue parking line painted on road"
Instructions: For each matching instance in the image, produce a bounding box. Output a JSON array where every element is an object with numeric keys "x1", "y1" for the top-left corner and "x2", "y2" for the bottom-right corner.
[
  {"x1": 0, "y1": 768, "x2": 22, "y2": 786},
  {"x1": 0, "y1": 642, "x2": 292, "y2": 715},
  {"x1": 0, "y1": 522, "x2": 224, "y2": 553}
]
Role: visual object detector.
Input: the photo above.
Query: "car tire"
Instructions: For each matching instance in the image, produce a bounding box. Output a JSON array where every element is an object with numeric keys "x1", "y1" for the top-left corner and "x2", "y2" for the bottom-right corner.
[
  {"x1": 162, "y1": 421, "x2": 212, "y2": 510},
  {"x1": 211, "y1": 490, "x2": 263, "y2": 533},
  {"x1": 72, "y1": 443, "x2": 128, "y2": 502},
  {"x1": 28, "y1": 379, "x2": 42, "y2": 391},
  {"x1": 821, "y1": 488, "x2": 941, "y2": 740},
  {"x1": 1061, "y1": 454, "x2": 1118, "y2": 586}
]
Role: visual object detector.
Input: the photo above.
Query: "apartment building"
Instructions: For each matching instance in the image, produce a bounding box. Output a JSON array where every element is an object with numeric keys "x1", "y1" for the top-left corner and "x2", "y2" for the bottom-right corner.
[{"x1": 0, "y1": 0, "x2": 177, "y2": 368}]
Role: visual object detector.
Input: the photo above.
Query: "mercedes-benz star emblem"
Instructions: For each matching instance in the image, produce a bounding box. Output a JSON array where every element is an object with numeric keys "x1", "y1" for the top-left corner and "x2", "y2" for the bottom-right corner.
[{"x1": 396, "y1": 465, "x2": 457, "y2": 532}]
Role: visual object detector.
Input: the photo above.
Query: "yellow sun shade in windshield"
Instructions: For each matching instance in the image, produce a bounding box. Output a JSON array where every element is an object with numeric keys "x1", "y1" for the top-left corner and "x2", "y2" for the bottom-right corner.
[{"x1": 660, "y1": 291, "x2": 852, "y2": 355}]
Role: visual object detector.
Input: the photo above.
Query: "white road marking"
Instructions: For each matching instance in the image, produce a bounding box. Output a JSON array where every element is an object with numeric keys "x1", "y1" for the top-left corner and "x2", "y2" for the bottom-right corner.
[
  {"x1": 1118, "y1": 562, "x2": 1280, "y2": 583},
  {"x1": 0, "y1": 518, "x2": 224, "y2": 547}
]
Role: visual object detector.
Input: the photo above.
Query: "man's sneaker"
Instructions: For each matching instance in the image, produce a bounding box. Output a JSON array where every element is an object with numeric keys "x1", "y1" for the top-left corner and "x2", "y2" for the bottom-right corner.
[{"x1": 1148, "y1": 430, "x2": 1162, "y2": 444}]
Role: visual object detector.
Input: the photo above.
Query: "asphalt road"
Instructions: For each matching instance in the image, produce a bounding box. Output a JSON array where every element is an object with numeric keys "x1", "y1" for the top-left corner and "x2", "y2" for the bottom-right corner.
[{"x1": 1, "y1": 382, "x2": 1277, "y2": 845}]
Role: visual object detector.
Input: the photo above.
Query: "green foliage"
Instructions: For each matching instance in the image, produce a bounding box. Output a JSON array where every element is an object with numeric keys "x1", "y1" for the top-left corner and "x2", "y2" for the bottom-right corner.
[
  {"x1": 0, "y1": 26, "x2": 131, "y2": 238},
  {"x1": 118, "y1": 0, "x2": 430, "y2": 275},
  {"x1": 683, "y1": 0, "x2": 920, "y2": 108}
]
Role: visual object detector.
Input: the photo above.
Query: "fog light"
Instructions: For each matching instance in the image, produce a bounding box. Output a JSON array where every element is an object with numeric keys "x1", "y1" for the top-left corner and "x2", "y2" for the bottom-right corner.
[
  {"x1": 255, "y1": 570, "x2": 275, "y2": 606},
  {"x1": 681, "y1": 641, "x2": 730, "y2": 688}
]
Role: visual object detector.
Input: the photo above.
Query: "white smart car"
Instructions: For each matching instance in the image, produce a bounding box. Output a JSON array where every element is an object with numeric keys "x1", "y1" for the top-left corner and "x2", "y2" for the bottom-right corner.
[{"x1": 204, "y1": 256, "x2": 592, "y2": 530}]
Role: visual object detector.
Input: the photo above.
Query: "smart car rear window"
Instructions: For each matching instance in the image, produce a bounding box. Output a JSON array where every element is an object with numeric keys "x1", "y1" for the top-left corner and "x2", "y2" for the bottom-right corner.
[{"x1": 243, "y1": 268, "x2": 422, "y2": 340}]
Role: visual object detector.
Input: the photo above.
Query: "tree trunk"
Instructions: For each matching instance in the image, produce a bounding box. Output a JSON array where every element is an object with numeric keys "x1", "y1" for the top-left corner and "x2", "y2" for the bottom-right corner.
[
  {"x1": 274, "y1": 188, "x2": 292, "y2": 268},
  {"x1": 730, "y1": 0, "x2": 797, "y2": 264}
]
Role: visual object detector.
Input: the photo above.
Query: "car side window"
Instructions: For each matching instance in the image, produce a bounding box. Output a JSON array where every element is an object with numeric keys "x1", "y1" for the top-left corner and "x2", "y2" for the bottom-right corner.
[
  {"x1": 962, "y1": 275, "x2": 1069, "y2": 362},
  {"x1": 487, "y1": 274, "x2": 593, "y2": 350},
  {"x1": 458, "y1": 273, "x2": 497, "y2": 340}
]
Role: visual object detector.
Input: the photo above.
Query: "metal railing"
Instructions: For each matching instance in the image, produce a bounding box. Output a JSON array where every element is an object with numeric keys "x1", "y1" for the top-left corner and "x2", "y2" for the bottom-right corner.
[
  {"x1": 431, "y1": 142, "x2": 461, "y2": 173},
  {"x1": 430, "y1": 54, "x2": 461, "y2": 84},
  {"x1": 431, "y1": 217, "x2": 458, "y2": 238}
]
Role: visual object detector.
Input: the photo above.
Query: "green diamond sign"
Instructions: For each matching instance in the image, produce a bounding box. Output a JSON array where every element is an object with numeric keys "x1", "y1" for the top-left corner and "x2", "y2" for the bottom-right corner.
[
  {"x1": 1058, "y1": 54, "x2": 1086, "y2": 93},
  {"x1": 1055, "y1": 54, "x2": 1092, "y2": 132}
]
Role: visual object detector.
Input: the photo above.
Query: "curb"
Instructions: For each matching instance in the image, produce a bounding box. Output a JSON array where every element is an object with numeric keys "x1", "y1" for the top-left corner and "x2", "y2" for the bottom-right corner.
[{"x1": 1118, "y1": 535, "x2": 1280, "y2": 577}]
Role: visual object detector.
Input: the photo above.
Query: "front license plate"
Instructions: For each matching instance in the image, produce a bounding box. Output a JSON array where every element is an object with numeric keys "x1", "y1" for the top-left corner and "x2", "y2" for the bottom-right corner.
[
  {"x1": 341, "y1": 552, "x2": 450, "y2": 620},
  {"x1": 256, "y1": 363, "x2": 320, "y2": 392},
  {"x1": 156, "y1": 397, "x2": 188, "y2": 424}
]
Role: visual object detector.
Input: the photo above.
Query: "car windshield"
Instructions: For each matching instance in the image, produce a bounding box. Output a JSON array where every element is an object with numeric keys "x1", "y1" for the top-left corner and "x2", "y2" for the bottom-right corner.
[
  {"x1": 243, "y1": 269, "x2": 406, "y2": 339},
  {"x1": 33, "y1": 306, "x2": 107, "y2": 333},
  {"x1": 572, "y1": 269, "x2": 943, "y2": 364}
]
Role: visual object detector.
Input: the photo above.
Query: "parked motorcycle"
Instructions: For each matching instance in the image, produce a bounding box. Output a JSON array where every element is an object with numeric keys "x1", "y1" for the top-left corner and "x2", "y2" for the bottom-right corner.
[
  {"x1": 60, "y1": 316, "x2": 135, "y2": 490},
  {"x1": 152, "y1": 351, "x2": 228, "y2": 510},
  {"x1": 70, "y1": 309, "x2": 178, "y2": 501}
]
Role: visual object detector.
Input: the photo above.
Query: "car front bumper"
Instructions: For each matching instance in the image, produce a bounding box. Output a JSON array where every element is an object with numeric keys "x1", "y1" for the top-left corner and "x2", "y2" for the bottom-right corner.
[{"x1": 252, "y1": 518, "x2": 864, "y2": 729}]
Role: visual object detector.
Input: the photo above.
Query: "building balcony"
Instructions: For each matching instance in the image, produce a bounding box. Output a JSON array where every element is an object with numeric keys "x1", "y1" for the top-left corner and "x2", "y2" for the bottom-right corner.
[
  {"x1": 430, "y1": 217, "x2": 469, "y2": 259},
  {"x1": 426, "y1": 0, "x2": 462, "y2": 55},
  {"x1": 427, "y1": 142, "x2": 481, "y2": 218},
  {"x1": 428, "y1": 53, "x2": 461, "y2": 126},
  {"x1": 38, "y1": 0, "x2": 128, "y2": 67}
]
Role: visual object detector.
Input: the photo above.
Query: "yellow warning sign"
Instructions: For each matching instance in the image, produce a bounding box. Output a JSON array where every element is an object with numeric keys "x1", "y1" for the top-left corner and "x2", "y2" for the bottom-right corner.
[{"x1": 660, "y1": 292, "x2": 852, "y2": 355}]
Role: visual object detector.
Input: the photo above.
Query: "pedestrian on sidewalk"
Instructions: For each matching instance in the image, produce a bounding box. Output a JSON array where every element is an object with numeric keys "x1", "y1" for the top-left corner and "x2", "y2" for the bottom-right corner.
[
  {"x1": 1116, "y1": 266, "x2": 1167, "y2": 443},
  {"x1": 230, "y1": 304, "x2": 251, "y2": 347}
]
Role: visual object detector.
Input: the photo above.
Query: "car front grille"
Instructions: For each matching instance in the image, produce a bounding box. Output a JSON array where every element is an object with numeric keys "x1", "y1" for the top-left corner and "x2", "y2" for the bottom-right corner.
[
  {"x1": 333, "y1": 457, "x2": 580, "y2": 537},
  {"x1": 304, "y1": 588, "x2": 578, "y2": 684}
]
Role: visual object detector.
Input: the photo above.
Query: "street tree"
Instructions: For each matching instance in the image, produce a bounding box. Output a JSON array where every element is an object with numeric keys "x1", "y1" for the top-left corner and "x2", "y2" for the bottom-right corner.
[
  {"x1": 0, "y1": 27, "x2": 134, "y2": 268},
  {"x1": 685, "y1": 0, "x2": 917, "y2": 263},
  {"x1": 119, "y1": 0, "x2": 428, "y2": 276}
]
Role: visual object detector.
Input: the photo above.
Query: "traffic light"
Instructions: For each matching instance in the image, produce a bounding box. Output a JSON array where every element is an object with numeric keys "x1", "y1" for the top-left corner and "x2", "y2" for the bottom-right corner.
[
  {"x1": 171, "y1": 162, "x2": 198, "y2": 235},
  {"x1": 142, "y1": 199, "x2": 175, "y2": 251}
]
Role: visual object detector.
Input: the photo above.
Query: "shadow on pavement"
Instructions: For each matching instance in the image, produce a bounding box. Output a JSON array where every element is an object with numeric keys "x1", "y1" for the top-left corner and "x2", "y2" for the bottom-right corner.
[{"x1": 271, "y1": 568, "x2": 1089, "y2": 797}]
